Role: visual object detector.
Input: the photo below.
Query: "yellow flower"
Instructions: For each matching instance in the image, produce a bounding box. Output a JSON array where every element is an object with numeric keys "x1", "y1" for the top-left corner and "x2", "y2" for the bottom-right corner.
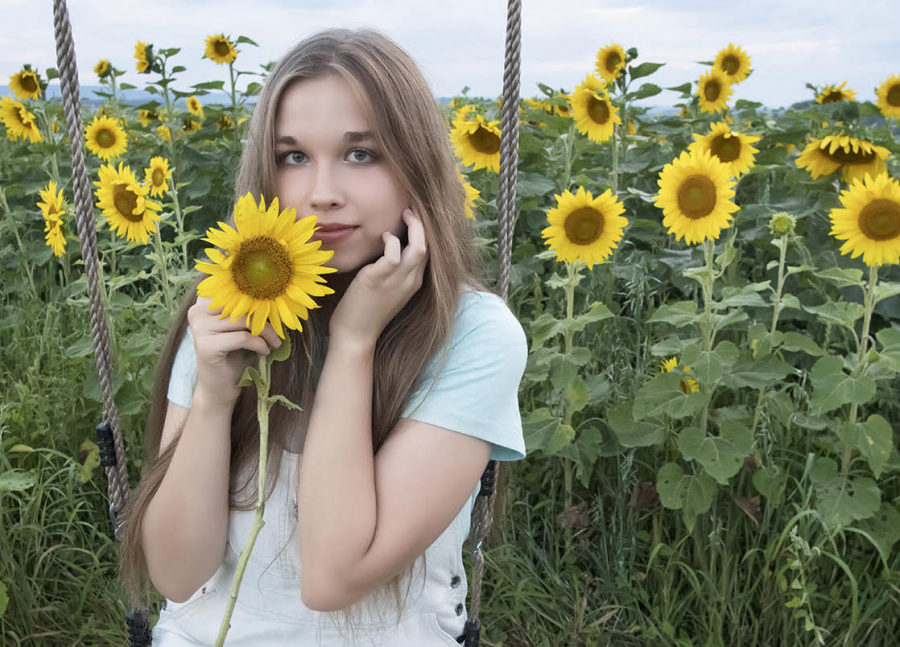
[
  {"x1": 450, "y1": 106, "x2": 501, "y2": 173},
  {"x1": 627, "y1": 120, "x2": 636, "y2": 136},
  {"x1": 195, "y1": 193, "x2": 337, "y2": 338},
  {"x1": 796, "y1": 135, "x2": 890, "y2": 184},
  {"x1": 661, "y1": 357, "x2": 699, "y2": 394},
  {"x1": 157, "y1": 124, "x2": 171, "y2": 141},
  {"x1": 697, "y1": 70, "x2": 733, "y2": 114},
  {"x1": 0, "y1": 96, "x2": 43, "y2": 143},
  {"x1": 689, "y1": 122, "x2": 761, "y2": 177},
  {"x1": 137, "y1": 109, "x2": 159, "y2": 126},
  {"x1": 542, "y1": 186, "x2": 628, "y2": 269},
  {"x1": 595, "y1": 43, "x2": 626, "y2": 83},
  {"x1": 713, "y1": 44, "x2": 751, "y2": 84},
  {"x1": 134, "y1": 41, "x2": 150, "y2": 73},
  {"x1": 204, "y1": 34, "x2": 238, "y2": 65},
  {"x1": 829, "y1": 173, "x2": 900, "y2": 266},
  {"x1": 9, "y1": 69, "x2": 42, "y2": 100},
  {"x1": 94, "y1": 59, "x2": 109, "y2": 77},
  {"x1": 457, "y1": 170, "x2": 480, "y2": 220},
  {"x1": 654, "y1": 148, "x2": 739, "y2": 245},
  {"x1": 186, "y1": 96, "x2": 204, "y2": 120},
  {"x1": 816, "y1": 82, "x2": 856, "y2": 105},
  {"x1": 182, "y1": 117, "x2": 201, "y2": 133},
  {"x1": 876, "y1": 73, "x2": 900, "y2": 120},
  {"x1": 144, "y1": 156, "x2": 173, "y2": 198},
  {"x1": 570, "y1": 74, "x2": 621, "y2": 144},
  {"x1": 217, "y1": 114, "x2": 234, "y2": 130},
  {"x1": 37, "y1": 181, "x2": 67, "y2": 257},
  {"x1": 84, "y1": 114, "x2": 127, "y2": 161},
  {"x1": 554, "y1": 95, "x2": 571, "y2": 118},
  {"x1": 93, "y1": 162, "x2": 162, "y2": 244}
]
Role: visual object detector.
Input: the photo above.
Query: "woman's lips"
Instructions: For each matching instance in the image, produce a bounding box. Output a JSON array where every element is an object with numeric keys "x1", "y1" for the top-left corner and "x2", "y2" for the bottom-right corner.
[{"x1": 311, "y1": 226, "x2": 358, "y2": 244}]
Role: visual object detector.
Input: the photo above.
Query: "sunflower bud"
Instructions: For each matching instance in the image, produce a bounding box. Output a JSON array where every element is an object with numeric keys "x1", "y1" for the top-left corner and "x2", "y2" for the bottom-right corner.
[{"x1": 768, "y1": 211, "x2": 796, "y2": 238}]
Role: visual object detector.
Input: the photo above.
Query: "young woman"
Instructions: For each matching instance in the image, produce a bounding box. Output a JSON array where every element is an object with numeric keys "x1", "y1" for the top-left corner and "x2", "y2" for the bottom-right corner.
[{"x1": 119, "y1": 28, "x2": 527, "y2": 646}]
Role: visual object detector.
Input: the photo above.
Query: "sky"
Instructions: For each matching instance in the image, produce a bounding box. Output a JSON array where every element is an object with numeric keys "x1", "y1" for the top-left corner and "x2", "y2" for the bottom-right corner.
[{"x1": 1, "y1": 0, "x2": 898, "y2": 110}]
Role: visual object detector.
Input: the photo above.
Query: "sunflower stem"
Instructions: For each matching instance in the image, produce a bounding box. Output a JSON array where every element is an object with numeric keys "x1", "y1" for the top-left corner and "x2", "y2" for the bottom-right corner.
[
  {"x1": 230, "y1": 62, "x2": 240, "y2": 150},
  {"x1": 841, "y1": 265, "x2": 878, "y2": 475},
  {"x1": 561, "y1": 121, "x2": 575, "y2": 192},
  {"x1": 1, "y1": 192, "x2": 40, "y2": 302},
  {"x1": 698, "y1": 239, "x2": 716, "y2": 436},
  {"x1": 611, "y1": 122, "x2": 619, "y2": 196},
  {"x1": 152, "y1": 223, "x2": 174, "y2": 316},
  {"x1": 561, "y1": 260, "x2": 579, "y2": 555}
]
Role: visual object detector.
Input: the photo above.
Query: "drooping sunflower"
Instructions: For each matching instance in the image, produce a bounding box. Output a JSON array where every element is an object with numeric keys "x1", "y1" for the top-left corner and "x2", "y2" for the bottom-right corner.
[
  {"x1": 186, "y1": 96, "x2": 204, "y2": 120},
  {"x1": 457, "y1": 169, "x2": 480, "y2": 220},
  {"x1": 157, "y1": 124, "x2": 171, "y2": 142},
  {"x1": 595, "y1": 43, "x2": 627, "y2": 83},
  {"x1": 570, "y1": 74, "x2": 621, "y2": 144},
  {"x1": 134, "y1": 41, "x2": 150, "y2": 73},
  {"x1": 217, "y1": 114, "x2": 234, "y2": 130},
  {"x1": 816, "y1": 82, "x2": 856, "y2": 105},
  {"x1": 204, "y1": 34, "x2": 238, "y2": 65},
  {"x1": 829, "y1": 173, "x2": 900, "y2": 266},
  {"x1": 554, "y1": 94, "x2": 571, "y2": 118},
  {"x1": 0, "y1": 96, "x2": 43, "y2": 143},
  {"x1": 37, "y1": 181, "x2": 67, "y2": 257},
  {"x1": 542, "y1": 186, "x2": 628, "y2": 269},
  {"x1": 796, "y1": 135, "x2": 890, "y2": 184},
  {"x1": 876, "y1": 73, "x2": 900, "y2": 120},
  {"x1": 137, "y1": 109, "x2": 159, "y2": 127},
  {"x1": 450, "y1": 106, "x2": 502, "y2": 173},
  {"x1": 84, "y1": 114, "x2": 127, "y2": 161},
  {"x1": 9, "y1": 69, "x2": 42, "y2": 100},
  {"x1": 195, "y1": 193, "x2": 338, "y2": 338},
  {"x1": 689, "y1": 122, "x2": 761, "y2": 177},
  {"x1": 661, "y1": 357, "x2": 699, "y2": 394},
  {"x1": 144, "y1": 156, "x2": 172, "y2": 198},
  {"x1": 713, "y1": 44, "x2": 751, "y2": 84},
  {"x1": 94, "y1": 59, "x2": 110, "y2": 78},
  {"x1": 182, "y1": 117, "x2": 201, "y2": 134},
  {"x1": 697, "y1": 70, "x2": 733, "y2": 114},
  {"x1": 654, "y1": 148, "x2": 739, "y2": 245},
  {"x1": 93, "y1": 162, "x2": 162, "y2": 244},
  {"x1": 44, "y1": 217, "x2": 66, "y2": 258}
]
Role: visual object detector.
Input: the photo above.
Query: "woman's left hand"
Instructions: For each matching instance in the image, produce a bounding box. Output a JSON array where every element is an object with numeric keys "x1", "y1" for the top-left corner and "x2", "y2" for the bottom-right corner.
[{"x1": 328, "y1": 208, "x2": 429, "y2": 349}]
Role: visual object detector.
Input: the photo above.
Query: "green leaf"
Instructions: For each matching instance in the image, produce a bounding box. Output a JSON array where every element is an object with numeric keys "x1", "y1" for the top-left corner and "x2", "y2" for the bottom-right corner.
[
  {"x1": 814, "y1": 267, "x2": 864, "y2": 289},
  {"x1": 666, "y1": 82, "x2": 692, "y2": 96},
  {"x1": 723, "y1": 355, "x2": 794, "y2": 389},
  {"x1": 628, "y1": 62, "x2": 665, "y2": 80},
  {"x1": 193, "y1": 80, "x2": 226, "y2": 91},
  {"x1": 607, "y1": 402, "x2": 666, "y2": 447},
  {"x1": 656, "y1": 462, "x2": 717, "y2": 532},
  {"x1": 875, "y1": 328, "x2": 900, "y2": 372},
  {"x1": 171, "y1": 65, "x2": 186, "y2": 74},
  {"x1": 548, "y1": 353, "x2": 581, "y2": 391},
  {"x1": 571, "y1": 301, "x2": 614, "y2": 330},
  {"x1": 809, "y1": 355, "x2": 876, "y2": 414},
  {"x1": 677, "y1": 421, "x2": 754, "y2": 484},
  {"x1": 627, "y1": 83, "x2": 662, "y2": 101},
  {"x1": 76, "y1": 440, "x2": 101, "y2": 485},
  {"x1": 810, "y1": 457, "x2": 880, "y2": 528},
  {"x1": 566, "y1": 377, "x2": 589, "y2": 415},
  {"x1": 236, "y1": 35, "x2": 259, "y2": 46},
  {"x1": 556, "y1": 425, "x2": 605, "y2": 487},
  {"x1": 269, "y1": 335, "x2": 292, "y2": 362},
  {"x1": 0, "y1": 469, "x2": 37, "y2": 492},
  {"x1": 647, "y1": 301, "x2": 699, "y2": 327},
  {"x1": 237, "y1": 365, "x2": 264, "y2": 391},
  {"x1": 586, "y1": 373, "x2": 612, "y2": 404},
  {"x1": 517, "y1": 172, "x2": 556, "y2": 199},
  {"x1": 802, "y1": 302, "x2": 866, "y2": 329},
  {"x1": 523, "y1": 408, "x2": 574, "y2": 455},
  {"x1": 0, "y1": 579, "x2": 6, "y2": 618},
  {"x1": 874, "y1": 281, "x2": 900, "y2": 305},
  {"x1": 118, "y1": 82, "x2": 137, "y2": 90},
  {"x1": 715, "y1": 283, "x2": 770, "y2": 309},
  {"x1": 780, "y1": 332, "x2": 824, "y2": 356},
  {"x1": 633, "y1": 372, "x2": 706, "y2": 420},
  {"x1": 858, "y1": 503, "x2": 900, "y2": 561},
  {"x1": 530, "y1": 312, "x2": 565, "y2": 349},
  {"x1": 682, "y1": 340, "x2": 739, "y2": 385},
  {"x1": 267, "y1": 394, "x2": 302, "y2": 412},
  {"x1": 837, "y1": 414, "x2": 893, "y2": 478},
  {"x1": 753, "y1": 465, "x2": 786, "y2": 506}
]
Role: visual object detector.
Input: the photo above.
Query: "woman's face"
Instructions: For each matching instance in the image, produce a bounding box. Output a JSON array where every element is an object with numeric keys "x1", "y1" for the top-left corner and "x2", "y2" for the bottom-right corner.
[{"x1": 274, "y1": 74, "x2": 409, "y2": 274}]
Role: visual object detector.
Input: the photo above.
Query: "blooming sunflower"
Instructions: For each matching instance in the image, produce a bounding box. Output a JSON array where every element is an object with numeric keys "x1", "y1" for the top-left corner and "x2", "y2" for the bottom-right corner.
[
  {"x1": 796, "y1": 135, "x2": 890, "y2": 184},
  {"x1": 9, "y1": 69, "x2": 42, "y2": 100},
  {"x1": 689, "y1": 122, "x2": 761, "y2": 177},
  {"x1": 44, "y1": 217, "x2": 66, "y2": 258},
  {"x1": 816, "y1": 82, "x2": 856, "y2": 105},
  {"x1": 697, "y1": 70, "x2": 733, "y2": 114},
  {"x1": 217, "y1": 114, "x2": 234, "y2": 130},
  {"x1": 541, "y1": 186, "x2": 628, "y2": 269},
  {"x1": 182, "y1": 117, "x2": 201, "y2": 133},
  {"x1": 713, "y1": 44, "x2": 751, "y2": 84},
  {"x1": 144, "y1": 156, "x2": 172, "y2": 198},
  {"x1": 134, "y1": 41, "x2": 150, "y2": 73},
  {"x1": 654, "y1": 148, "x2": 739, "y2": 245},
  {"x1": 661, "y1": 357, "x2": 699, "y2": 394},
  {"x1": 37, "y1": 181, "x2": 67, "y2": 257},
  {"x1": 204, "y1": 34, "x2": 238, "y2": 65},
  {"x1": 595, "y1": 43, "x2": 626, "y2": 83},
  {"x1": 93, "y1": 162, "x2": 162, "y2": 244},
  {"x1": 186, "y1": 96, "x2": 204, "y2": 120},
  {"x1": 876, "y1": 74, "x2": 900, "y2": 120},
  {"x1": 457, "y1": 169, "x2": 480, "y2": 220},
  {"x1": 450, "y1": 106, "x2": 502, "y2": 173},
  {"x1": 157, "y1": 124, "x2": 171, "y2": 141},
  {"x1": 570, "y1": 74, "x2": 621, "y2": 144},
  {"x1": 829, "y1": 173, "x2": 900, "y2": 266},
  {"x1": 0, "y1": 96, "x2": 43, "y2": 143},
  {"x1": 84, "y1": 114, "x2": 127, "y2": 161},
  {"x1": 195, "y1": 193, "x2": 338, "y2": 338},
  {"x1": 94, "y1": 59, "x2": 109, "y2": 78},
  {"x1": 137, "y1": 109, "x2": 159, "y2": 127}
]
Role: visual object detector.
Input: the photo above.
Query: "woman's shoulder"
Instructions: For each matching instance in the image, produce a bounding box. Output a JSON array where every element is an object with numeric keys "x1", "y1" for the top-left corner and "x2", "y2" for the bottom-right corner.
[{"x1": 454, "y1": 285, "x2": 526, "y2": 347}]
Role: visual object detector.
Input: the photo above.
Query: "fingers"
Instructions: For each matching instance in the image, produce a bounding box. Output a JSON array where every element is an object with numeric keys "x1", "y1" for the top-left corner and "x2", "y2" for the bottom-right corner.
[
  {"x1": 191, "y1": 295, "x2": 282, "y2": 350},
  {"x1": 399, "y1": 208, "x2": 428, "y2": 274}
]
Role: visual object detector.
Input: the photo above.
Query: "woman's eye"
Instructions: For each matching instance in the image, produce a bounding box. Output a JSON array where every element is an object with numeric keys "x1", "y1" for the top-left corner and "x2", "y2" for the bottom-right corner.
[
  {"x1": 279, "y1": 151, "x2": 306, "y2": 165},
  {"x1": 348, "y1": 148, "x2": 376, "y2": 163}
]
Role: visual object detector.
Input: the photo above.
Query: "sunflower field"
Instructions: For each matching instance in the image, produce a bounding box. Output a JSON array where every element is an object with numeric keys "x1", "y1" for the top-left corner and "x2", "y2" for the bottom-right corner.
[{"x1": 2, "y1": 33, "x2": 900, "y2": 647}]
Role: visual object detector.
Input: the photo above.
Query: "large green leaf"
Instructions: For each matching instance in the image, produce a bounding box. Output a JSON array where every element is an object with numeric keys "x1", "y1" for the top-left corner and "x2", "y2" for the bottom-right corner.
[
  {"x1": 836, "y1": 415, "x2": 893, "y2": 478},
  {"x1": 810, "y1": 457, "x2": 880, "y2": 528},
  {"x1": 802, "y1": 302, "x2": 866, "y2": 330},
  {"x1": 0, "y1": 469, "x2": 37, "y2": 492},
  {"x1": 814, "y1": 267, "x2": 864, "y2": 289},
  {"x1": 607, "y1": 402, "x2": 666, "y2": 447},
  {"x1": 523, "y1": 408, "x2": 575, "y2": 455},
  {"x1": 633, "y1": 372, "x2": 706, "y2": 420},
  {"x1": 809, "y1": 355, "x2": 876, "y2": 414},
  {"x1": 647, "y1": 301, "x2": 700, "y2": 327},
  {"x1": 722, "y1": 355, "x2": 793, "y2": 389},
  {"x1": 677, "y1": 421, "x2": 754, "y2": 484},
  {"x1": 656, "y1": 462, "x2": 717, "y2": 532},
  {"x1": 858, "y1": 503, "x2": 900, "y2": 562},
  {"x1": 875, "y1": 328, "x2": 900, "y2": 372},
  {"x1": 681, "y1": 341, "x2": 739, "y2": 385}
]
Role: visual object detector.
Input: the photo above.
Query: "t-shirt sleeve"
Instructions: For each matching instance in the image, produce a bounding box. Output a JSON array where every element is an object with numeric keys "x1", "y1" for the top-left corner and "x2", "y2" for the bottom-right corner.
[
  {"x1": 400, "y1": 294, "x2": 528, "y2": 462},
  {"x1": 167, "y1": 326, "x2": 197, "y2": 409}
]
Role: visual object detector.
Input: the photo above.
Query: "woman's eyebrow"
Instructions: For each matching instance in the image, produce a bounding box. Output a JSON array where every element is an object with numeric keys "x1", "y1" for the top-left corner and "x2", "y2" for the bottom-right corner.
[{"x1": 275, "y1": 131, "x2": 373, "y2": 146}]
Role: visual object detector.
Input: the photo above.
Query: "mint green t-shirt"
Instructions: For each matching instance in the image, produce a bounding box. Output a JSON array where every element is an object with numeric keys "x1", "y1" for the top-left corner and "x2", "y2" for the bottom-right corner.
[{"x1": 166, "y1": 287, "x2": 528, "y2": 540}]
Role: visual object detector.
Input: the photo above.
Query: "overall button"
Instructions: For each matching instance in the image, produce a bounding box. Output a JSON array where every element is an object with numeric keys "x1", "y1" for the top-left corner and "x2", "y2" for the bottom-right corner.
[
  {"x1": 455, "y1": 603, "x2": 464, "y2": 616},
  {"x1": 450, "y1": 575, "x2": 461, "y2": 588}
]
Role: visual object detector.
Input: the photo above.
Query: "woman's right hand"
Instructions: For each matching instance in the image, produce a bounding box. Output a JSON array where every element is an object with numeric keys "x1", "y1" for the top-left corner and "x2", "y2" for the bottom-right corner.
[{"x1": 188, "y1": 296, "x2": 283, "y2": 407}]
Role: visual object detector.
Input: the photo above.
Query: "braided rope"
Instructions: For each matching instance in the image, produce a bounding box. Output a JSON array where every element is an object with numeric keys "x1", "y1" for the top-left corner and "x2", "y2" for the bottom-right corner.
[
  {"x1": 468, "y1": 0, "x2": 521, "y2": 632},
  {"x1": 52, "y1": 0, "x2": 130, "y2": 527}
]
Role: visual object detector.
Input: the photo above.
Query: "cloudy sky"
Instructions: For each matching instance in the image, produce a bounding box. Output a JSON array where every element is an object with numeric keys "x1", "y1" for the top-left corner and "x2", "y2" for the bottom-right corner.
[{"x1": 1, "y1": 0, "x2": 897, "y2": 109}]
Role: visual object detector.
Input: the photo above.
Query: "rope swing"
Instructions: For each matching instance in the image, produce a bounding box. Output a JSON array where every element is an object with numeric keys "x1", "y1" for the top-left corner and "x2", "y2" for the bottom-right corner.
[{"x1": 50, "y1": 0, "x2": 522, "y2": 643}]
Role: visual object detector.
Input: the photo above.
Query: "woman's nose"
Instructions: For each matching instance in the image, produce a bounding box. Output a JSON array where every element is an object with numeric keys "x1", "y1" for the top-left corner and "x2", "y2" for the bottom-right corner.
[{"x1": 309, "y1": 163, "x2": 343, "y2": 210}]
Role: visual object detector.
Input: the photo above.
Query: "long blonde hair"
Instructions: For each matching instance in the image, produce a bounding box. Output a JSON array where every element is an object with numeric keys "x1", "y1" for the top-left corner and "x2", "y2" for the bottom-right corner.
[{"x1": 118, "y1": 28, "x2": 494, "y2": 638}]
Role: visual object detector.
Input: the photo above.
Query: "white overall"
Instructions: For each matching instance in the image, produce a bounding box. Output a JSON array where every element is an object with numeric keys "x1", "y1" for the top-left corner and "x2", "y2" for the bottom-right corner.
[{"x1": 152, "y1": 451, "x2": 469, "y2": 646}]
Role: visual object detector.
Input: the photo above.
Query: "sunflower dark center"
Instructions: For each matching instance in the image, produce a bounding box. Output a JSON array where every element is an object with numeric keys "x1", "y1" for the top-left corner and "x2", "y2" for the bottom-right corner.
[
  {"x1": 887, "y1": 84, "x2": 900, "y2": 107},
  {"x1": 564, "y1": 207, "x2": 604, "y2": 245},
  {"x1": 722, "y1": 55, "x2": 739, "y2": 75},
  {"x1": 22, "y1": 75, "x2": 38, "y2": 93},
  {"x1": 112, "y1": 184, "x2": 142, "y2": 222},
  {"x1": 704, "y1": 81, "x2": 721, "y2": 102},
  {"x1": 858, "y1": 198, "x2": 900, "y2": 241},
  {"x1": 152, "y1": 168, "x2": 165, "y2": 186},
  {"x1": 48, "y1": 204, "x2": 59, "y2": 217},
  {"x1": 588, "y1": 96, "x2": 611, "y2": 125},
  {"x1": 821, "y1": 91, "x2": 844, "y2": 104},
  {"x1": 605, "y1": 52, "x2": 622, "y2": 73},
  {"x1": 824, "y1": 144, "x2": 876, "y2": 165},
  {"x1": 469, "y1": 125, "x2": 501, "y2": 154},
  {"x1": 14, "y1": 107, "x2": 30, "y2": 127},
  {"x1": 679, "y1": 378, "x2": 694, "y2": 395},
  {"x1": 711, "y1": 134, "x2": 741, "y2": 162},
  {"x1": 96, "y1": 128, "x2": 115, "y2": 148},
  {"x1": 232, "y1": 237, "x2": 292, "y2": 299},
  {"x1": 214, "y1": 40, "x2": 230, "y2": 57},
  {"x1": 677, "y1": 175, "x2": 717, "y2": 219}
]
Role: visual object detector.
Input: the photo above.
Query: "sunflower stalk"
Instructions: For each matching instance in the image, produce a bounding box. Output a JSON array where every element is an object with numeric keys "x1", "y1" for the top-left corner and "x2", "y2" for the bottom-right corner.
[
  {"x1": 229, "y1": 62, "x2": 240, "y2": 149},
  {"x1": 151, "y1": 225, "x2": 174, "y2": 315},
  {"x1": 0, "y1": 188, "x2": 39, "y2": 301},
  {"x1": 561, "y1": 260, "x2": 581, "y2": 554},
  {"x1": 697, "y1": 239, "x2": 718, "y2": 436}
]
